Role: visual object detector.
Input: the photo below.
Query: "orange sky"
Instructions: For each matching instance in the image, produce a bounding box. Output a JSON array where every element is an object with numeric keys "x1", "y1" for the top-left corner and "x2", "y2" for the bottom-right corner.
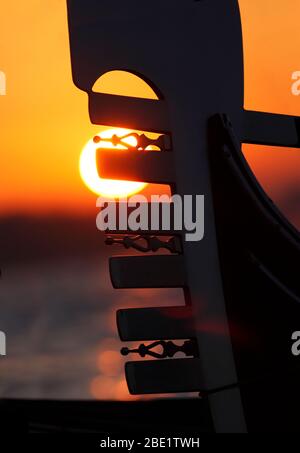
[{"x1": 0, "y1": 0, "x2": 299, "y2": 216}]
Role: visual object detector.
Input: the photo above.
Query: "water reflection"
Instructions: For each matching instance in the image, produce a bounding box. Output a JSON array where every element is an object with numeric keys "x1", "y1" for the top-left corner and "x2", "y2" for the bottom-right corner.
[{"x1": 0, "y1": 255, "x2": 183, "y2": 400}]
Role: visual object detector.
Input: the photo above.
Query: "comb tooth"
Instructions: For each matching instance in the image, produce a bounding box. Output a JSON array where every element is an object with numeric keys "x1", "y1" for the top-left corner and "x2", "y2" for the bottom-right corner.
[
  {"x1": 125, "y1": 359, "x2": 203, "y2": 395},
  {"x1": 89, "y1": 92, "x2": 170, "y2": 133},
  {"x1": 97, "y1": 149, "x2": 175, "y2": 184},
  {"x1": 242, "y1": 111, "x2": 300, "y2": 147},
  {"x1": 117, "y1": 306, "x2": 194, "y2": 341},
  {"x1": 109, "y1": 255, "x2": 186, "y2": 289}
]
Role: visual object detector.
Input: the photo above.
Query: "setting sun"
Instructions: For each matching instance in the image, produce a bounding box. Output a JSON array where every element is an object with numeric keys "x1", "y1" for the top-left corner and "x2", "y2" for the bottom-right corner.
[{"x1": 79, "y1": 128, "x2": 148, "y2": 199}]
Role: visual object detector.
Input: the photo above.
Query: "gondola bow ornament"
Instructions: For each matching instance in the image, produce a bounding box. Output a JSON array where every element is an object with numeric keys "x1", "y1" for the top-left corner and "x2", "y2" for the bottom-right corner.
[{"x1": 67, "y1": 0, "x2": 300, "y2": 433}]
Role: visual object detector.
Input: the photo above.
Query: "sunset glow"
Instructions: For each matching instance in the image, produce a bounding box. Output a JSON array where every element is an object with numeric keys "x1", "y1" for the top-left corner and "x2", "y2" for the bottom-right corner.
[
  {"x1": 0, "y1": 0, "x2": 300, "y2": 406},
  {"x1": 79, "y1": 128, "x2": 148, "y2": 198},
  {"x1": 0, "y1": 1, "x2": 300, "y2": 215}
]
